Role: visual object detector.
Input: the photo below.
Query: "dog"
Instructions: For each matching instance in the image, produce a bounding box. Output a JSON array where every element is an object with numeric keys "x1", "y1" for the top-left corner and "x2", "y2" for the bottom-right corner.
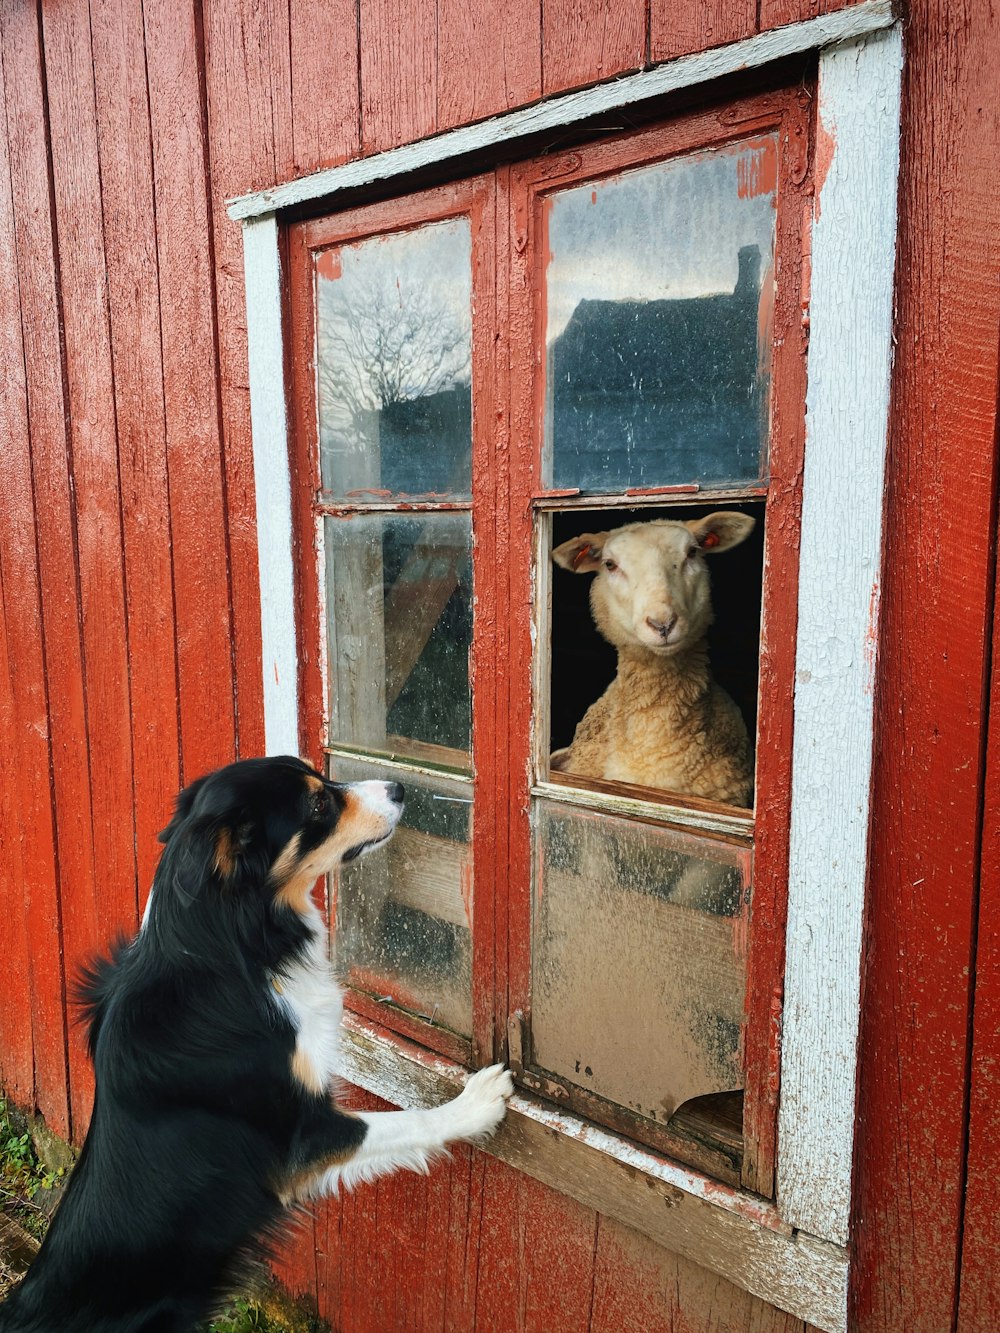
[{"x1": 0, "y1": 756, "x2": 513, "y2": 1332}]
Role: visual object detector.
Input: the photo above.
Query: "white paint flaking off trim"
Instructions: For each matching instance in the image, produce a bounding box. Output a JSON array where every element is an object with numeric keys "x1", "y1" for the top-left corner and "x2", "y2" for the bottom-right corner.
[
  {"x1": 777, "y1": 26, "x2": 903, "y2": 1244},
  {"x1": 243, "y1": 214, "x2": 299, "y2": 755},
  {"x1": 226, "y1": 0, "x2": 894, "y2": 222}
]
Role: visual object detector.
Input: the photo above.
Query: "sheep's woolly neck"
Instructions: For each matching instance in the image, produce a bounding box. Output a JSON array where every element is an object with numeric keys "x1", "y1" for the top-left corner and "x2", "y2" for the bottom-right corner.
[{"x1": 560, "y1": 636, "x2": 753, "y2": 805}]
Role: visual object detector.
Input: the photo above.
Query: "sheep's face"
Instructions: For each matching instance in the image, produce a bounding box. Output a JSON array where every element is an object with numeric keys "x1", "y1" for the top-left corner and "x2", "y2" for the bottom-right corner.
[{"x1": 552, "y1": 513, "x2": 755, "y2": 657}]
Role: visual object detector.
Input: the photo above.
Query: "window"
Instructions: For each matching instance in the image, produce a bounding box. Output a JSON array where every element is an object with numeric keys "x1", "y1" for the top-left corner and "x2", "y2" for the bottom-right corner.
[
  {"x1": 243, "y1": 19, "x2": 902, "y2": 1318},
  {"x1": 288, "y1": 86, "x2": 809, "y2": 1197}
]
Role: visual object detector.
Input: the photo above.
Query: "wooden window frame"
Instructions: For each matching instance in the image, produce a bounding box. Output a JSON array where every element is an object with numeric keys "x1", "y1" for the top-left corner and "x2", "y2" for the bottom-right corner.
[
  {"x1": 286, "y1": 175, "x2": 498, "y2": 1070},
  {"x1": 235, "y1": 8, "x2": 902, "y2": 1329},
  {"x1": 502, "y1": 92, "x2": 808, "y2": 1200}
]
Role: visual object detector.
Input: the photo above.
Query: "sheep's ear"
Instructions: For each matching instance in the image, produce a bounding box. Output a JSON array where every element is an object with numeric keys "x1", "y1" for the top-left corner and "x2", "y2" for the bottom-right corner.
[
  {"x1": 552, "y1": 533, "x2": 611, "y2": 572},
  {"x1": 687, "y1": 512, "x2": 755, "y2": 554}
]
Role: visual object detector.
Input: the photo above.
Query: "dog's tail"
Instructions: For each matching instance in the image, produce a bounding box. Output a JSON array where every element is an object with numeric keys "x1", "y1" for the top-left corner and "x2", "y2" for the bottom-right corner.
[{"x1": 72, "y1": 939, "x2": 128, "y2": 1057}]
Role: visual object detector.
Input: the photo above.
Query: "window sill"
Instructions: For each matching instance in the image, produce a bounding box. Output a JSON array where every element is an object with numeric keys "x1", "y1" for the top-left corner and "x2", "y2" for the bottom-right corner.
[{"x1": 338, "y1": 1013, "x2": 848, "y2": 1333}]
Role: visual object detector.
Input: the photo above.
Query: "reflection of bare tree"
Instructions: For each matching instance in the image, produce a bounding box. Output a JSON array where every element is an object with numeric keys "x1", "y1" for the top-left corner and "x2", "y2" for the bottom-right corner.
[{"x1": 318, "y1": 277, "x2": 470, "y2": 434}]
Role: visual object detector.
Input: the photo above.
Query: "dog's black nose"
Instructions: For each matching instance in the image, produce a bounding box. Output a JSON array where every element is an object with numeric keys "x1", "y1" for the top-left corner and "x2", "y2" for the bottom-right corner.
[{"x1": 387, "y1": 782, "x2": 404, "y2": 805}]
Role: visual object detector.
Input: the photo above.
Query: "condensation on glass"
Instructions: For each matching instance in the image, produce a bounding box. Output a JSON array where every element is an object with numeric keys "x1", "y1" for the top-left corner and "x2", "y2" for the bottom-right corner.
[
  {"x1": 331, "y1": 755, "x2": 473, "y2": 1038},
  {"x1": 542, "y1": 136, "x2": 778, "y2": 494},
  {"x1": 315, "y1": 218, "x2": 473, "y2": 500},
  {"x1": 325, "y1": 513, "x2": 472, "y2": 765},
  {"x1": 531, "y1": 801, "x2": 751, "y2": 1122}
]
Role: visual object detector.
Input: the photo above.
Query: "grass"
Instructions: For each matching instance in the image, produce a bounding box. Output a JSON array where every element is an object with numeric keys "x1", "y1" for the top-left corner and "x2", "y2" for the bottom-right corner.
[{"x1": 0, "y1": 1095, "x2": 326, "y2": 1332}]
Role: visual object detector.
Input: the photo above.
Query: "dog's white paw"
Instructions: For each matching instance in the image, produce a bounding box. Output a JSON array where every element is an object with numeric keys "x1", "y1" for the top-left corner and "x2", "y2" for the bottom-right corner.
[{"x1": 448, "y1": 1063, "x2": 514, "y2": 1141}]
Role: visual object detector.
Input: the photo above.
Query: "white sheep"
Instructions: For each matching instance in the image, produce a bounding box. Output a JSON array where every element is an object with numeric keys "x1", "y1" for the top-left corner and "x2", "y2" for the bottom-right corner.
[{"x1": 551, "y1": 512, "x2": 756, "y2": 807}]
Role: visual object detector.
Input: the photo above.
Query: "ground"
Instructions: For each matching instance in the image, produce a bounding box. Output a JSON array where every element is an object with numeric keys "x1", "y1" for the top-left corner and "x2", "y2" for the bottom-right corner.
[{"x1": 0, "y1": 1096, "x2": 325, "y2": 1332}]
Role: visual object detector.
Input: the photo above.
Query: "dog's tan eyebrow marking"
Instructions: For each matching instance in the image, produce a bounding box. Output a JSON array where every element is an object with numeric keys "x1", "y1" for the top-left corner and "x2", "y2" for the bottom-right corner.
[{"x1": 305, "y1": 775, "x2": 324, "y2": 794}]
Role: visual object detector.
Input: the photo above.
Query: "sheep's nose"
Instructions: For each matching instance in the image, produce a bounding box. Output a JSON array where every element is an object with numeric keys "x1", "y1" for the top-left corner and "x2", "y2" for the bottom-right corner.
[{"x1": 645, "y1": 614, "x2": 678, "y2": 639}]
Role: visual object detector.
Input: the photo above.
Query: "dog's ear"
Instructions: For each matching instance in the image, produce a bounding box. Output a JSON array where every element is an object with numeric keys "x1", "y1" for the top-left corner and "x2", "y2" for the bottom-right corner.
[
  {"x1": 158, "y1": 775, "x2": 208, "y2": 844},
  {"x1": 156, "y1": 799, "x2": 256, "y2": 906}
]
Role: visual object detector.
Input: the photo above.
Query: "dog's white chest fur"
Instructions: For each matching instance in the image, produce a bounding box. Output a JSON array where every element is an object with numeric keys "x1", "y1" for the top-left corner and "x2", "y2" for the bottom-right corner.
[{"x1": 272, "y1": 907, "x2": 343, "y2": 1095}]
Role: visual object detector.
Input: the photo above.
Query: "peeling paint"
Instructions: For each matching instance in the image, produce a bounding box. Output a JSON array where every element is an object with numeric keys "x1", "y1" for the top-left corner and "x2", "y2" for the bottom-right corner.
[
  {"x1": 737, "y1": 139, "x2": 778, "y2": 199},
  {"x1": 315, "y1": 247, "x2": 342, "y2": 281}
]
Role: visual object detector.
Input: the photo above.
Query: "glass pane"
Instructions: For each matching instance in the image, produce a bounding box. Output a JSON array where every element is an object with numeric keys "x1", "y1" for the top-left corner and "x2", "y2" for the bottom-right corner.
[
  {"x1": 531, "y1": 801, "x2": 750, "y2": 1123},
  {"x1": 316, "y1": 218, "x2": 473, "y2": 500},
  {"x1": 544, "y1": 136, "x2": 778, "y2": 493},
  {"x1": 331, "y1": 756, "x2": 472, "y2": 1038},
  {"x1": 325, "y1": 513, "x2": 472, "y2": 765}
]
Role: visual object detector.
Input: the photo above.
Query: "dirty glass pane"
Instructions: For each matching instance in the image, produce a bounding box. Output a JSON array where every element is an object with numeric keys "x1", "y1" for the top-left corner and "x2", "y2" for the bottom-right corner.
[
  {"x1": 325, "y1": 513, "x2": 472, "y2": 766},
  {"x1": 543, "y1": 136, "x2": 778, "y2": 493},
  {"x1": 531, "y1": 801, "x2": 750, "y2": 1122},
  {"x1": 316, "y1": 218, "x2": 472, "y2": 500},
  {"x1": 331, "y1": 755, "x2": 472, "y2": 1038}
]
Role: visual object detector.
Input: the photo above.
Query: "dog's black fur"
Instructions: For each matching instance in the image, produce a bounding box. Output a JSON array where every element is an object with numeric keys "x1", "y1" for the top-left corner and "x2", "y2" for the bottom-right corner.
[{"x1": 0, "y1": 757, "x2": 399, "y2": 1332}]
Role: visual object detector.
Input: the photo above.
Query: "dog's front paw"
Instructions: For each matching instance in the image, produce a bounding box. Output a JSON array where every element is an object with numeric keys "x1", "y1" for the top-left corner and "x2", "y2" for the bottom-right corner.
[{"x1": 449, "y1": 1063, "x2": 514, "y2": 1141}]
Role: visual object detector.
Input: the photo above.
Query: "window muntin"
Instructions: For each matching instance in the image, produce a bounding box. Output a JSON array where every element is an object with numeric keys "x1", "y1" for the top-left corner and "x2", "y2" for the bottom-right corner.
[{"x1": 543, "y1": 137, "x2": 777, "y2": 494}]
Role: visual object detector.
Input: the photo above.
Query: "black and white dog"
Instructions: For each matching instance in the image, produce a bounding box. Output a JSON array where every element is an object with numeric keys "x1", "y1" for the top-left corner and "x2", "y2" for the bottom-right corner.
[{"x1": 0, "y1": 757, "x2": 512, "y2": 1332}]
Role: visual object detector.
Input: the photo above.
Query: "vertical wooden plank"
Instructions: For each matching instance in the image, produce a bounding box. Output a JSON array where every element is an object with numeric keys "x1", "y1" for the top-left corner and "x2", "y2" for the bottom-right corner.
[
  {"x1": 522, "y1": 1178, "x2": 597, "y2": 1333},
  {"x1": 313, "y1": 1197, "x2": 343, "y2": 1329},
  {"x1": 473, "y1": 1154, "x2": 526, "y2": 1332},
  {"x1": 541, "y1": 0, "x2": 646, "y2": 97},
  {"x1": 853, "y1": 0, "x2": 1000, "y2": 1326},
  {"x1": 359, "y1": 0, "x2": 436, "y2": 154},
  {"x1": 0, "y1": 577, "x2": 35, "y2": 1107},
  {"x1": 289, "y1": 0, "x2": 359, "y2": 175},
  {"x1": 959, "y1": 540, "x2": 1000, "y2": 1327},
  {"x1": 89, "y1": 0, "x2": 181, "y2": 901},
  {"x1": 204, "y1": 0, "x2": 294, "y2": 190},
  {"x1": 437, "y1": 0, "x2": 541, "y2": 131},
  {"x1": 142, "y1": 0, "x2": 239, "y2": 778},
  {"x1": 444, "y1": 1145, "x2": 482, "y2": 1331},
  {"x1": 271, "y1": 1210, "x2": 319, "y2": 1310},
  {"x1": 1, "y1": 0, "x2": 86, "y2": 1141},
  {"x1": 203, "y1": 0, "x2": 298, "y2": 760},
  {"x1": 39, "y1": 0, "x2": 139, "y2": 1137},
  {"x1": 0, "y1": 71, "x2": 43, "y2": 1106},
  {"x1": 650, "y1": 0, "x2": 756, "y2": 62}
]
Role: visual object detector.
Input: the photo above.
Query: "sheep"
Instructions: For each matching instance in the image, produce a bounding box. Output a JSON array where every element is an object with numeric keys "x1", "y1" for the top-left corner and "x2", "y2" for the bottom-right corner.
[{"x1": 550, "y1": 512, "x2": 756, "y2": 808}]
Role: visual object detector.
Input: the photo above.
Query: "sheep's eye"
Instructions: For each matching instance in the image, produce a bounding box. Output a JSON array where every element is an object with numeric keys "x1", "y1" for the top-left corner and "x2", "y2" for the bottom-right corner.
[
  {"x1": 603, "y1": 559, "x2": 617, "y2": 572},
  {"x1": 685, "y1": 546, "x2": 698, "y2": 561}
]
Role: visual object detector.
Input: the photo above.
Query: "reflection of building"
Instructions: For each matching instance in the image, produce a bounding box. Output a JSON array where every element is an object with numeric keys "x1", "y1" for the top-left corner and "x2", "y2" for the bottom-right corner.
[
  {"x1": 549, "y1": 245, "x2": 768, "y2": 491},
  {"x1": 321, "y1": 383, "x2": 471, "y2": 497}
]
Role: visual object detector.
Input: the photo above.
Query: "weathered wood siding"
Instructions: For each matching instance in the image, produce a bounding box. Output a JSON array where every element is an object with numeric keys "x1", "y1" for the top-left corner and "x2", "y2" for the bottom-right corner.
[{"x1": 0, "y1": 0, "x2": 998, "y2": 1329}]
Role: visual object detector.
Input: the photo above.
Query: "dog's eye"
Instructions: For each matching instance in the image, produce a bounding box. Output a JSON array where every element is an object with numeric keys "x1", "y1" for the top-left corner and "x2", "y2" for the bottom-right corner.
[
  {"x1": 311, "y1": 790, "x2": 329, "y2": 816},
  {"x1": 603, "y1": 559, "x2": 617, "y2": 572}
]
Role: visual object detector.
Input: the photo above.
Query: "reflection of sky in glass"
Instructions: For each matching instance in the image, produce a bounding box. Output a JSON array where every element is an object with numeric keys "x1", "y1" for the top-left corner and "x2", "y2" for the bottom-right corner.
[
  {"x1": 545, "y1": 140, "x2": 777, "y2": 341},
  {"x1": 315, "y1": 217, "x2": 473, "y2": 498},
  {"x1": 316, "y1": 219, "x2": 472, "y2": 410}
]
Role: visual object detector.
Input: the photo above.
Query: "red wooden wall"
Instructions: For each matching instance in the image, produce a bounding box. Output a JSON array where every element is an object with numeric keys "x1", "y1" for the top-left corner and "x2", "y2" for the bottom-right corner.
[{"x1": 1, "y1": 0, "x2": 998, "y2": 1329}]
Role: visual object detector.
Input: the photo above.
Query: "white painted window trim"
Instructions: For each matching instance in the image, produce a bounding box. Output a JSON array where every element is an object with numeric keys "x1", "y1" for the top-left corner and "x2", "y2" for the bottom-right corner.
[{"x1": 238, "y1": 7, "x2": 902, "y2": 1325}]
